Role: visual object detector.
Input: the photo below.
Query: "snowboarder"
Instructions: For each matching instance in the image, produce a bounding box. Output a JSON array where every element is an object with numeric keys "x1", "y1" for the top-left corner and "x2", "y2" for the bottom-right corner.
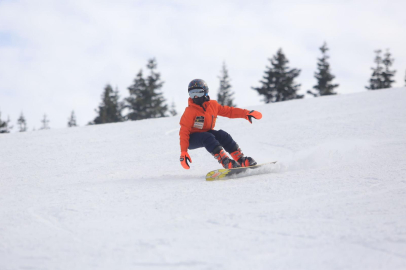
[{"x1": 179, "y1": 79, "x2": 262, "y2": 170}]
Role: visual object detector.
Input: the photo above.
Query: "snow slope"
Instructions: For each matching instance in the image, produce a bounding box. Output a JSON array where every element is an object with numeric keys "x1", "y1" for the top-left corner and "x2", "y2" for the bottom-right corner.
[{"x1": 1, "y1": 88, "x2": 406, "y2": 270}]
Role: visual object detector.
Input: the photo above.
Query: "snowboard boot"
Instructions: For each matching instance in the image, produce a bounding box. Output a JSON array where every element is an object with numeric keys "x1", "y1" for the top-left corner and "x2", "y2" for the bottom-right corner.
[
  {"x1": 230, "y1": 147, "x2": 257, "y2": 167},
  {"x1": 212, "y1": 146, "x2": 240, "y2": 169}
]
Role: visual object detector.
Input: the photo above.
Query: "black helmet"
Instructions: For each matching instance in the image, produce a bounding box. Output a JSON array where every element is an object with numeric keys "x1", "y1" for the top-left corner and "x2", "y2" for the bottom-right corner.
[
  {"x1": 188, "y1": 79, "x2": 210, "y2": 105},
  {"x1": 188, "y1": 79, "x2": 209, "y2": 95}
]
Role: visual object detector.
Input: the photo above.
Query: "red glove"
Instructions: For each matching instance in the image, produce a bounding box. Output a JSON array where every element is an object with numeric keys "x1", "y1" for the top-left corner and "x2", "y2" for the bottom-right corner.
[
  {"x1": 245, "y1": 110, "x2": 262, "y2": 123},
  {"x1": 180, "y1": 151, "x2": 192, "y2": 169}
]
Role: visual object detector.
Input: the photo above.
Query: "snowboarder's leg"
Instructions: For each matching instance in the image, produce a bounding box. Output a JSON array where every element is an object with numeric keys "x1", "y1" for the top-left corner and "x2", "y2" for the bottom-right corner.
[
  {"x1": 211, "y1": 145, "x2": 240, "y2": 169},
  {"x1": 209, "y1": 129, "x2": 257, "y2": 167},
  {"x1": 207, "y1": 129, "x2": 238, "y2": 153},
  {"x1": 188, "y1": 132, "x2": 221, "y2": 153},
  {"x1": 188, "y1": 132, "x2": 239, "y2": 169}
]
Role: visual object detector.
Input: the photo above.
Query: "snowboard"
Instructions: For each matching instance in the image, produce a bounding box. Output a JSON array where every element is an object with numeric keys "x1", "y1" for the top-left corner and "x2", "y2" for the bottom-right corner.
[{"x1": 206, "y1": 161, "x2": 277, "y2": 181}]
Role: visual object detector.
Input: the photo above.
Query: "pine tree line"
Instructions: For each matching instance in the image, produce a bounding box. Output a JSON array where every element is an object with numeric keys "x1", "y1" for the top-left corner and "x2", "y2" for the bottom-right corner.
[
  {"x1": 253, "y1": 44, "x2": 399, "y2": 103},
  {"x1": 0, "y1": 111, "x2": 77, "y2": 133},
  {"x1": 0, "y1": 111, "x2": 51, "y2": 133},
  {"x1": 90, "y1": 58, "x2": 170, "y2": 125},
  {"x1": 1, "y1": 46, "x2": 403, "y2": 134}
]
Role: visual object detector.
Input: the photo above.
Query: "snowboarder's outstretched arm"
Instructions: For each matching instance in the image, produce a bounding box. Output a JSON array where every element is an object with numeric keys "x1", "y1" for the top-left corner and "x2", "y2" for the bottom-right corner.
[{"x1": 216, "y1": 101, "x2": 262, "y2": 123}]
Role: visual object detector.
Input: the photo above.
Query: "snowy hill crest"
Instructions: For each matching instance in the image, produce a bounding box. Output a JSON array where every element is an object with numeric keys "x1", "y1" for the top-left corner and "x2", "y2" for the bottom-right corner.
[{"x1": 1, "y1": 88, "x2": 406, "y2": 270}]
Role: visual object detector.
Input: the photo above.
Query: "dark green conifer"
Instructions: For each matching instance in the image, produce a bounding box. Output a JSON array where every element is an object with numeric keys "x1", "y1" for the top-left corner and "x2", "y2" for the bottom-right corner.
[
  {"x1": 169, "y1": 101, "x2": 177, "y2": 116},
  {"x1": 366, "y1": 50, "x2": 384, "y2": 90},
  {"x1": 17, "y1": 112, "x2": 27, "y2": 132},
  {"x1": 308, "y1": 42, "x2": 339, "y2": 97},
  {"x1": 92, "y1": 85, "x2": 123, "y2": 124},
  {"x1": 366, "y1": 49, "x2": 396, "y2": 90},
  {"x1": 0, "y1": 111, "x2": 12, "y2": 133},
  {"x1": 252, "y1": 49, "x2": 303, "y2": 103},
  {"x1": 40, "y1": 114, "x2": 50, "y2": 130},
  {"x1": 68, "y1": 111, "x2": 77, "y2": 127},
  {"x1": 217, "y1": 62, "x2": 236, "y2": 107},
  {"x1": 381, "y1": 49, "x2": 396, "y2": 89},
  {"x1": 125, "y1": 58, "x2": 167, "y2": 120}
]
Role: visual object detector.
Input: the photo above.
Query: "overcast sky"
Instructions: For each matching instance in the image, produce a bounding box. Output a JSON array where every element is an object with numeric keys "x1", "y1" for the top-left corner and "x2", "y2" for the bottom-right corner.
[{"x1": 1, "y1": 0, "x2": 405, "y2": 130}]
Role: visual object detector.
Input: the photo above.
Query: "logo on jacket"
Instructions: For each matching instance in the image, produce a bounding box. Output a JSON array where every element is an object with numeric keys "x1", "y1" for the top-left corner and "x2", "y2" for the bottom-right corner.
[{"x1": 193, "y1": 116, "x2": 204, "y2": 129}]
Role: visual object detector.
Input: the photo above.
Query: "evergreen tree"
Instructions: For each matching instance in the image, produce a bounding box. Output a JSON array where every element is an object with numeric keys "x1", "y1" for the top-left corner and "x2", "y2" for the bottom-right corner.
[
  {"x1": 125, "y1": 58, "x2": 167, "y2": 120},
  {"x1": 40, "y1": 114, "x2": 50, "y2": 130},
  {"x1": 366, "y1": 50, "x2": 384, "y2": 90},
  {"x1": 125, "y1": 70, "x2": 145, "y2": 121},
  {"x1": 308, "y1": 42, "x2": 339, "y2": 97},
  {"x1": 217, "y1": 62, "x2": 236, "y2": 106},
  {"x1": 68, "y1": 111, "x2": 77, "y2": 127},
  {"x1": 169, "y1": 101, "x2": 177, "y2": 116},
  {"x1": 366, "y1": 49, "x2": 396, "y2": 90},
  {"x1": 92, "y1": 84, "x2": 123, "y2": 124},
  {"x1": 0, "y1": 111, "x2": 12, "y2": 133},
  {"x1": 381, "y1": 49, "x2": 396, "y2": 89},
  {"x1": 0, "y1": 111, "x2": 7, "y2": 133},
  {"x1": 252, "y1": 49, "x2": 303, "y2": 103},
  {"x1": 17, "y1": 112, "x2": 27, "y2": 132}
]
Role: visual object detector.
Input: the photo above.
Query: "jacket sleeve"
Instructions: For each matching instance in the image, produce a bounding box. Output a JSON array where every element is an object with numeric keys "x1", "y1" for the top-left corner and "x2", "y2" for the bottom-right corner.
[
  {"x1": 215, "y1": 100, "x2": 249, "y2": 119},
  {"x1": 179, "y1": 109, "x2": 193, "y2": 152}
]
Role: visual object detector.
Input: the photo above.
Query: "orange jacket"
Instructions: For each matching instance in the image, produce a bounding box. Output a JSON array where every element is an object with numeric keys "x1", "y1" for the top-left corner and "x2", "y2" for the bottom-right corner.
[{"x1": 179, "y1": 98, "x2": 249, "y2": 152}]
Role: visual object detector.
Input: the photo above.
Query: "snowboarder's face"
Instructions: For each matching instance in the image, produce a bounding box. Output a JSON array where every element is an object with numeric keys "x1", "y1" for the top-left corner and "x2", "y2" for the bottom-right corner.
[{"x1": 189, "y1": 88, "x2": 209, "y2": 105}]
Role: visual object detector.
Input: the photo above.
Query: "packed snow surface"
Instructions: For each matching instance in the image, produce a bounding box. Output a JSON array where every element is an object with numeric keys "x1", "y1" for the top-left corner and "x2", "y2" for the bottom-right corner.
[{"x1": 1, "y1": 88, "x2": 406, "y2": 270}]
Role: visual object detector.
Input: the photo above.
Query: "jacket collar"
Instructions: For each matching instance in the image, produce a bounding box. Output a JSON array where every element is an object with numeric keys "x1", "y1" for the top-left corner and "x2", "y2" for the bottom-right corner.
[{"x1": 188, "y1": 98, "x2": 209, "y2": 110}]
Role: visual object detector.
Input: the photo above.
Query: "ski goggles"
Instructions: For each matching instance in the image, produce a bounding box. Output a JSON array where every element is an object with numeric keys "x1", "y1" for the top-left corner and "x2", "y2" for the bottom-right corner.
[{"x1": 188, "y1": 88, "x2": 206, "y2": 98}]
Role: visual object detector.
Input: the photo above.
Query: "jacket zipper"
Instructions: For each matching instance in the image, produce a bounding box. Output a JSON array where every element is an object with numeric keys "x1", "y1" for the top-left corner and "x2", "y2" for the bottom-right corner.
[{"x1": 211, "y1": 115, "x2": 214, "y2": 129}]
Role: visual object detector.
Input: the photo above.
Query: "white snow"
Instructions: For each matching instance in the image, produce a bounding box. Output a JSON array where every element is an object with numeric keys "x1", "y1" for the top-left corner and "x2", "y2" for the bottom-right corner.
[{"x1": 1, "y1": 88, "x2": 406, "y2": 270}]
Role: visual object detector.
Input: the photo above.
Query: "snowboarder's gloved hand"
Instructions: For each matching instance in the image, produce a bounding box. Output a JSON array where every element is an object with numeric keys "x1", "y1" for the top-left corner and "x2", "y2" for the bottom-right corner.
[
  {"x1": 180, "y1": 151, "x2": 192, "y2": 169},
  {"x1": 245, "y1": 110, "x2": 262, "y2": 124}
]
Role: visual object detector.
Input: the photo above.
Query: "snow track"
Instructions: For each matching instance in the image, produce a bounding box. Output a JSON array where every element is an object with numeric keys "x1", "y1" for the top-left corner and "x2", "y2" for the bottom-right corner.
[{"x1": 1, "y1": 88, "x2": 406, "y2": 269}]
